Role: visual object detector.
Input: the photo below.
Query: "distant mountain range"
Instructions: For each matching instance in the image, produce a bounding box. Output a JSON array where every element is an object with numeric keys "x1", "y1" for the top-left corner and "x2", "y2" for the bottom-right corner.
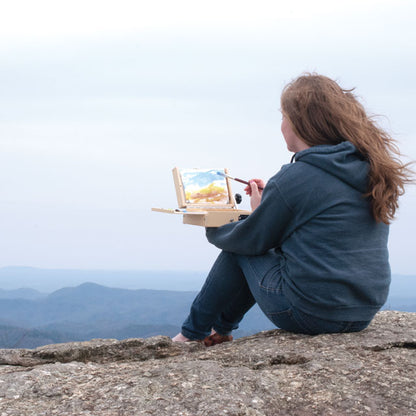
[
  {"x1": 0, "y1": 267, "x2": 206, "y2": 292},
  {"x1": 0, "y1": 269, "x2": 414, "y2": 349},
  {"x1": 0, "y1": 283, "x2": 276, "y2": 348},
  {"x1": 1, "y1": 267, "x2": 414, "y2": 296}
]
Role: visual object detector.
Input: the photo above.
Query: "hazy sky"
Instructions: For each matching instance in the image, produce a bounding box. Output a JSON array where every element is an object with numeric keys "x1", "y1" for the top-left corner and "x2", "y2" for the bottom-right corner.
[{"x1": 0, "y1": 0, "x2": 415, "y2": 274}]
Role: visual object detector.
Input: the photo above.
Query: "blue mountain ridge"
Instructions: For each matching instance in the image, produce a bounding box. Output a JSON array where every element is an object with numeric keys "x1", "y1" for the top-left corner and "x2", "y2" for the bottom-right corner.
[
  {"x1": 0, "y1": 277, "x2": 415, "y2": 349},
  {"x1": 0, "y1": 282, "x2": 277, "y2": 348}
]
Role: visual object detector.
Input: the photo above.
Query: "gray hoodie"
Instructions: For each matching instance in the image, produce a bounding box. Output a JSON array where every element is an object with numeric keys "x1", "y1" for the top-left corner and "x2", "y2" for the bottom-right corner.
[{"x1": 206, "y1": 142, "x2": 390, "y2": 321}]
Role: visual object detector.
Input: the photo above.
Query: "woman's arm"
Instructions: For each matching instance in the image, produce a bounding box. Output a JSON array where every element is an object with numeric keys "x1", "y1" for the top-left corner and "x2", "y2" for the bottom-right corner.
[{"x1": 206, "y1": 181, "x2": 293, "y2": 255}]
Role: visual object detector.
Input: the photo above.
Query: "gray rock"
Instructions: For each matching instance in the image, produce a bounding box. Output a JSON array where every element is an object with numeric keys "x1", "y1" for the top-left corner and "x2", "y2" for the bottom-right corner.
[{"x1": 0, "y1": 310, "x2": 415, "y2": 415}]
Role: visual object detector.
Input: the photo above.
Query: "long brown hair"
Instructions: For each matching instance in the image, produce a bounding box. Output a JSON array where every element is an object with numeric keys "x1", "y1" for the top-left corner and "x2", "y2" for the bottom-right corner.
[{"x1": 280, "y1": 73, "x2": 414, "y2": 224}]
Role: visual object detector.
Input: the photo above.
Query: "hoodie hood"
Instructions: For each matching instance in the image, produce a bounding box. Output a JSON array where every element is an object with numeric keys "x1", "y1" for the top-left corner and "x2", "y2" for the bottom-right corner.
[{"x1": 294, "y1": 141, "x2": 369, "y2": 193}]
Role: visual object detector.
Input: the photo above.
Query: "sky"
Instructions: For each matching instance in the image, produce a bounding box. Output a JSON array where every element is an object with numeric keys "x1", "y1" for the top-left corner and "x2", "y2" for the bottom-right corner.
[{"x1": 0, "y1": 0, "x2": 415, "y2": 275}]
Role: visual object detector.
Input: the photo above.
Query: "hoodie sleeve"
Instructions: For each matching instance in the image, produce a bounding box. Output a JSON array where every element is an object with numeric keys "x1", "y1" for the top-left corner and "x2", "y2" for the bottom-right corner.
[{"x1": 205, "y1": 181, "x2": 294, "y2": 255}]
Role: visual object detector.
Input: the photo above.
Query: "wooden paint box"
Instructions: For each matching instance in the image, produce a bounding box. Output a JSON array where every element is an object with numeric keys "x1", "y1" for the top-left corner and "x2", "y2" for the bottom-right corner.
[{"x1": 152, "y1": 168, "x2": 251, "y2": 227}]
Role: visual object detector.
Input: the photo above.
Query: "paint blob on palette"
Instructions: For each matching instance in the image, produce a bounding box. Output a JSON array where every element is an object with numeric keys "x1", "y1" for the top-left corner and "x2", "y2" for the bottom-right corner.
[{"x1": 180, "y1": 168, "x2": 229, "y2": 204}]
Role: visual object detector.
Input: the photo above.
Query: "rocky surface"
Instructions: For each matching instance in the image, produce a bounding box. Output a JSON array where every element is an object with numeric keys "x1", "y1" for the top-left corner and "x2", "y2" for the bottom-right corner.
[{"x1": 0, "y1": 310, "x2": 415, "y2": 415}]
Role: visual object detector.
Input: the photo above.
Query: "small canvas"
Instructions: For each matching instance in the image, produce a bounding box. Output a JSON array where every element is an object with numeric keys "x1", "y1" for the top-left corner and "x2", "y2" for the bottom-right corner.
[
  {"x1": 173, "y1": 167, "x2": 235, "y2": 209},
  {"x1": 179, "y1": 168, "x2": 229, "y2": 205}
]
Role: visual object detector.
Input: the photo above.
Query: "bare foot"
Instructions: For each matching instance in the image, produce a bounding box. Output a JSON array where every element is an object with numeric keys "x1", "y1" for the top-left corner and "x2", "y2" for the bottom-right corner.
[{"x1": 172, "y1": 333, "x2": 191, "y2": 342}]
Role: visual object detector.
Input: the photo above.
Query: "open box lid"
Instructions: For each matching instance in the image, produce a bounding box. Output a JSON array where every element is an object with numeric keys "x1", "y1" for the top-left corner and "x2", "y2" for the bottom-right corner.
[{"x1": 172, "y1": 167, "x2": 237, "y2": 210}]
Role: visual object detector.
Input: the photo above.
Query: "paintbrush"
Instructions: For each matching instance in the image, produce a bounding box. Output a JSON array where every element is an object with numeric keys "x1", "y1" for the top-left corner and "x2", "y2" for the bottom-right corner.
[{"x1": 217, "y1": 172, "x2": 264, "y2": 190}]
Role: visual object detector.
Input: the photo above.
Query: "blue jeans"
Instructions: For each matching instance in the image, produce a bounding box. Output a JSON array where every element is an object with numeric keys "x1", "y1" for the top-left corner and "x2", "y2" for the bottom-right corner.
[{"x1": 181, "y1": 251, "x2": 371, "y2": 340}]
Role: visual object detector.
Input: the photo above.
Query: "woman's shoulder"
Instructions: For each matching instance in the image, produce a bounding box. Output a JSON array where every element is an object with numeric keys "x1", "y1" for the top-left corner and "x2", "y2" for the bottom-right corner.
[
  {"x1": 270, "y1": 159, "x2": 317, "y2": 184},
  {"x1": 271, "y1": 144, "x2": 369, "y2": 195}
]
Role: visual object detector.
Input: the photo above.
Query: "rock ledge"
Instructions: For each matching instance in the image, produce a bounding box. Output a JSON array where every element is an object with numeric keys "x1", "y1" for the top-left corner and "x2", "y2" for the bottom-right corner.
[{"x1": 0, "y1": 310, "x2": 415, "y2": 415}]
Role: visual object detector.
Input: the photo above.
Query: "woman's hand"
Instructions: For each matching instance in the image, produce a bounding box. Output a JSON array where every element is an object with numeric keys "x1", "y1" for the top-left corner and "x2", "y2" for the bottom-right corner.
[{"x1": 244, "y1": 179, "x2": 265, "y2": 211}]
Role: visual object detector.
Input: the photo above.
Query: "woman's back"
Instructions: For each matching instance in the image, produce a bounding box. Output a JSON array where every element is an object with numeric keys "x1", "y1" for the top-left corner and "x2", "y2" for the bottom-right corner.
[{"x1": 273, "y1": 142, "x2": 390, "y2": 322}]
